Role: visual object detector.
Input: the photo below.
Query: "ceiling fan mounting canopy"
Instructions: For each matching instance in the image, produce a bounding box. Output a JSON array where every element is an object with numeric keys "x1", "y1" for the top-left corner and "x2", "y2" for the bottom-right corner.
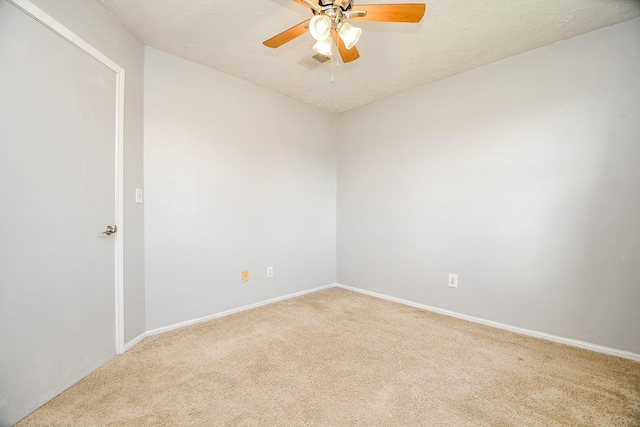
[
  {"x1": 263, "y1": 0, "x2": 426, "y2": 64},
  {"x1": 318, "y1": 0, "x2": 353, "y2": 8},
  {"x1": 312, "y1": 0, "x2": 356, "y2": 15},
  {"x1": 304, "y1": 0, "x2": 366, "y2": 20}
]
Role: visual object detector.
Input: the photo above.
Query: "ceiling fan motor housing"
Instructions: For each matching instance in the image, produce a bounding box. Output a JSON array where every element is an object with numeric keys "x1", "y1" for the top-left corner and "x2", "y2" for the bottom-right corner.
[{"x1": 317, "y1": 0, "x2": 353, "y2": 12}]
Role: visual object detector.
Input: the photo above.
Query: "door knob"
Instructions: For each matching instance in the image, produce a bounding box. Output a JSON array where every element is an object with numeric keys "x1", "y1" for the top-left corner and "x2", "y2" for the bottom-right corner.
[{"x1": 102, "y1": 225, "x2": 117, "y2": 236}]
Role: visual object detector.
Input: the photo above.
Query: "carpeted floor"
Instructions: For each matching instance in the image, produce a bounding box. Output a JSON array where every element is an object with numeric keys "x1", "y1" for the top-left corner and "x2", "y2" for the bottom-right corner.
[{"x1": 17, "y1": 287, "x2": 640, "y2": 426}]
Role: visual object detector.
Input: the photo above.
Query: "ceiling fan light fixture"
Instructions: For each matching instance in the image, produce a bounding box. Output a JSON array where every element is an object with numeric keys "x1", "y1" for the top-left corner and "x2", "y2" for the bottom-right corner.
[
  {"x1": 337, "y1": 21, "x2": 361, "y2": 49},
  {"x1": 312, "y1": 38, "x2": 333, "y2": 56},
  {"x1": 309, "y1": 15, "x2": 333, "y2": 41}
]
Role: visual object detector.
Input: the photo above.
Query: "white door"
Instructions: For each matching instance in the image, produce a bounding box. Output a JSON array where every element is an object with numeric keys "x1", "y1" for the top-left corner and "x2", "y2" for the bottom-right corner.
[{"x1": 0, "y1": 1, "x2": 120, "y2": 423}]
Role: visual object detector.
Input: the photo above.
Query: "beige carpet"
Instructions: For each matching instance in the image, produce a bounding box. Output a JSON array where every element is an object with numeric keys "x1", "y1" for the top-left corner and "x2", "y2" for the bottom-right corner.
[{"x1": 17, "y1": 288, "x2": 640, "y2": 426}]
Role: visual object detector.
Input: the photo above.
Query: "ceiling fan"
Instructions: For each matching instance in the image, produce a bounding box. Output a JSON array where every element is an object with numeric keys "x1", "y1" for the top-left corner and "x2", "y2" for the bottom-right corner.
[{"x1": 264, "y1": 0, "x2": 426, "y2": 63}]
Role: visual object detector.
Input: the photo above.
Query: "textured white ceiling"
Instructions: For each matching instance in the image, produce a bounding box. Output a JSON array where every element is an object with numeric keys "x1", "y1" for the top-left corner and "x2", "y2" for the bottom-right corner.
[{"x1": 97, "y1": 0, "x2": 640, "y2": 112}]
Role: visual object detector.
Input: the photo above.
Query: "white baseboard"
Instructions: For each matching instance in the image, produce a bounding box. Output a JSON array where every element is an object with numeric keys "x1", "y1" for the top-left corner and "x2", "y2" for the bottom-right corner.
[
  {"x1": 144, "y1": 284, "x2": 337, "y2": 339},
  {"x1": 124, "y1": 331, "x2": 147, "y2": 352},
  {"x1": 336, "y1": 284, "x2": 640, "y2": 363},
  {"x1": 123, "y1": 282, "x2": 640, "y2": 363}
]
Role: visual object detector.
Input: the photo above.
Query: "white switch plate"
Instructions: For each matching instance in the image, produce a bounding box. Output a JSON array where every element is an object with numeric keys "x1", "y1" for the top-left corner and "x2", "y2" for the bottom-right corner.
[
  {"x1": 135, "y1": 188, "x2": 143, "y2": 204},
  {"x1": 448, "y1": 273, "x2": 458, "y2": 288},
  {"x1": 267, "y1": 267, "x2": 273, "y2": 278}
]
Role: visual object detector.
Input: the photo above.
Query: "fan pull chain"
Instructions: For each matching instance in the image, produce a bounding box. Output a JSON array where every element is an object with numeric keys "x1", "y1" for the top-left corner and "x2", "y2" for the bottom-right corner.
[{"x1": 331, "y1": 42, "x2": 335, "y2": 83}]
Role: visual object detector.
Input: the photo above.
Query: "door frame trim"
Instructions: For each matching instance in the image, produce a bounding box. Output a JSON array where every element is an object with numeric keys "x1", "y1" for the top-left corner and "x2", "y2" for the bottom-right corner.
[{"x1": 9, "y1": 0, "x2": 126, "y2": 354}]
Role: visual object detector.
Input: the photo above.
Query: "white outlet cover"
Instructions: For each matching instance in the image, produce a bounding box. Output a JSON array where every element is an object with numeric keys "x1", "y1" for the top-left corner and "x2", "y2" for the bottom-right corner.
[
  {"x1": 267, "y1": 267, "x2": 273, "y2": 278},
  {"x1": 448, "y1": 273, "x2": 458, "y2": 288}
]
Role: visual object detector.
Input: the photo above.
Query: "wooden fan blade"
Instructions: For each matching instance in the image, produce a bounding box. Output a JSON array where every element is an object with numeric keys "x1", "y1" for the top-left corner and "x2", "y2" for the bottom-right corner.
[
  {"x1": 263, "y1": 19, "x2": 310, "y2": 48},
  {"x1": 334, "y1": 0, "x2": 345, "y2": 8},
  {"x1": 351, "y1": 4, "x2": 426, "y2": 23},
  {"x1": 332, "y1": 29, "x2": 360, "y2": 63},
  {"x1": 292, "y1": 0, "x2": 311, "y2": 7}
]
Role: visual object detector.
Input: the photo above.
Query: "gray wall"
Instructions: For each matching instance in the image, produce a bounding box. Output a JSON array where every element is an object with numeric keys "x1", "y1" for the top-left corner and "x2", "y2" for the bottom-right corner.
[
  {"x1": 144, "y1": 47, "x2": 337, "y2": 331},
  {"x1": 337, "y1": 17, "x2": 640, "y2": 354},
  {"x1": 30, "y1": 0, "x2": 147, "y2": 343}
]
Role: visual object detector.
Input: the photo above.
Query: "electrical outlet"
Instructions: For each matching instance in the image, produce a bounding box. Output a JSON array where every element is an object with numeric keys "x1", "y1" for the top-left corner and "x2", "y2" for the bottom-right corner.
[
  {"x1": 242, "y1": 270, "x2": 249, "y2": 282},
  {"x1": 448, "y1": 273, "x2": 458, "y2": 288},
  {"x1": 267, "y1": 267, "x2": 273, "y2": 278}
]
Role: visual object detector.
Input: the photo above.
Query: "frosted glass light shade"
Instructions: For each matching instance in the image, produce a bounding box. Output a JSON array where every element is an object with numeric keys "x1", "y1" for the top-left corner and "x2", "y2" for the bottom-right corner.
[
  {"x1": 309, "y1": 15, "x2": 332, "y2": 41},
  {"x1": 313, "y1": 38, "x2": 333, "y2": 56},
  {"x1": 337, "y1": 22, "x2": 361, "y2": 49}
]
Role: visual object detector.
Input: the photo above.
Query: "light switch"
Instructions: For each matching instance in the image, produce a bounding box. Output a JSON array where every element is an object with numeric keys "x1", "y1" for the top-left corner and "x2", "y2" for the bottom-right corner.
[{"x1": 135, "y1": 188, "x2": 143, "y2": 204}]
